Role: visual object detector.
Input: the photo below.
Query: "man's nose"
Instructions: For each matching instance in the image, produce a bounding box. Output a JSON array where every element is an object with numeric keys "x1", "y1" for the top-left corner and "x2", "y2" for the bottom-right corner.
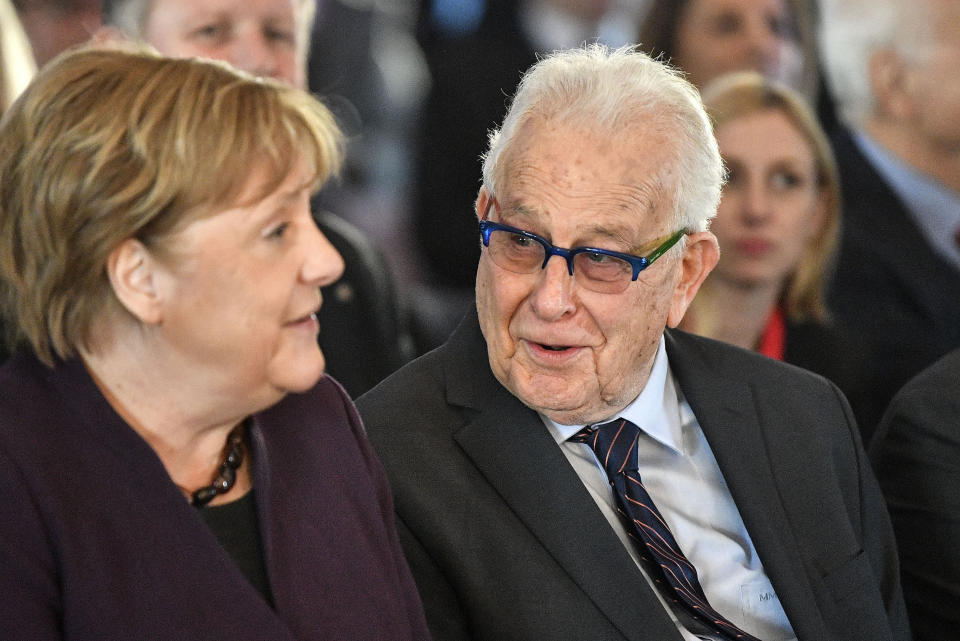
[{"x1": 528, "y1": 253, "x2": 577, "y2": 321}]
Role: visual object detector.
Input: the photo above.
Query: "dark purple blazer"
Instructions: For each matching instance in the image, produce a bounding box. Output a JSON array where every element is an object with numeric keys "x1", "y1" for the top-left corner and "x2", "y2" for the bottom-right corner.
[{"x1": 0, "y1": 352, "x2": 429, "y2": 640}]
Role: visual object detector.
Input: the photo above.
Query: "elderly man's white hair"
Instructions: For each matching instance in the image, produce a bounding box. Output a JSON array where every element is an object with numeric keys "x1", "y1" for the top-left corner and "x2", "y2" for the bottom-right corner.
[
  {"x1": 819, "y1": 0, "x2": 934, "y2": 127},
  {"x1": 102, "y1": 0, "x2": 317, "y2": 58},
  {"x1": 481, "y1": 44, "x2": 723, "y2": 234}
]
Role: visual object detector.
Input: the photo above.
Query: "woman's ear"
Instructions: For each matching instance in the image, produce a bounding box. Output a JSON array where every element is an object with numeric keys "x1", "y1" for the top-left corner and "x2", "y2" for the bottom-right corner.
[
  {"x1": 667, "y1": 231, "x2": 720, "y2": 328},
  {"x1": 106, "y1": 239, "x2": 164, "y2": 325}
]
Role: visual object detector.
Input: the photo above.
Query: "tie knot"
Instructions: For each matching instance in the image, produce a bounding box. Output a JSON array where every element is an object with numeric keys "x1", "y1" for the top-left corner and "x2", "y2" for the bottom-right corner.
[{"x1": 571, "y1": 418, "x2": 641, "y2": 476}]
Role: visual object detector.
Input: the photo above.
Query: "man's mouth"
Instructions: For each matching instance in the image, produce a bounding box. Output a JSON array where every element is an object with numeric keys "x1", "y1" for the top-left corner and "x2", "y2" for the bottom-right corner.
[{"x1": 539, "y1": 344, "x2": 571, "y2": 351}]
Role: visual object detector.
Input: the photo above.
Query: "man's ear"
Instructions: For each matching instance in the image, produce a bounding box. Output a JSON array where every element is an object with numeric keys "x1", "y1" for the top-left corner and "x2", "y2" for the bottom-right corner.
[
  {"x1": 476, "y1": 187, "x2": 491, "y2": 221},
  {"x1": 106, "y1": 239, "x2": 165, "y2": 325},
  {"x1": 869, "y1": 49, "x2": 914, "y2": 121},
  {"x1": 667, "y1": 231, "x2": 719, "y2": 328}
]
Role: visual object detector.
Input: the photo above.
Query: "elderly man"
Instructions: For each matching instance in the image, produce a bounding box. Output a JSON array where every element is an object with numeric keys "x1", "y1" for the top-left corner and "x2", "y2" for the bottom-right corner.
[
  {"x1": 357, "y1": 45, "x2": 908, "y2": 641},
  {"x1": 99, "y1": 0, "x2": 409, "y2": 397},
  {"x1": 819, "y1": 0, "x2": 960, "y2": 440}
]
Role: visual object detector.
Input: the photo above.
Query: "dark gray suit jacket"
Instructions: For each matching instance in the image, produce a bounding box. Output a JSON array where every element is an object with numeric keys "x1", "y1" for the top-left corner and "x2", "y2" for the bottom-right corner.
[
  {"x1": 870, "y1": 348, "x2": 960, "y2": 641},
  {"x1": 358, "y1": 311, "x2": 909, "y2": 641},
  {"x1": 828, "y1": 127, "x2": 960, "y2": 442}
]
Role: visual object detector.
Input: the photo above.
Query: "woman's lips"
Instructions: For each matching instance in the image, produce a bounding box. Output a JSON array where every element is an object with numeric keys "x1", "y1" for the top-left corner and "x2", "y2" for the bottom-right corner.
[
  {"x1": 735, "y1": 238, "x2": 773, "y2": 256},
  {"x1": 288, "y1": 312, "x2": 319, "y2": 331}
]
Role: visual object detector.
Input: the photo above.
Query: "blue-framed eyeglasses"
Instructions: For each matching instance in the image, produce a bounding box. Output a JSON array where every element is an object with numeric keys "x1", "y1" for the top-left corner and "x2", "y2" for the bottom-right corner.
[{"x1": 479, "y1": 199, "x2": 687, "y2": 294}]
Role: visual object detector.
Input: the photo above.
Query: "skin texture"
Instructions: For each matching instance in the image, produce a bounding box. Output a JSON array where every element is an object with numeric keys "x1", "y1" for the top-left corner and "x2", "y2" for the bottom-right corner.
[
  {"x1": 673, "y1": 0, "x2": 802, "y2": 90},
  {"x1": 81, "y1": 160, "x2": 343, "y2": 497},
  {"x1": 475, "y1": 116, "x2": 718, "y2": 426},
  {"x1": 143, "y1": 162, "x2": 344, "y2": 413},
  {"x1": 143, "y1": 0, "x2": 304, "y2": 87},
  {"x1": 709, "y1": 108, "x2": 825, "y2": 291}
]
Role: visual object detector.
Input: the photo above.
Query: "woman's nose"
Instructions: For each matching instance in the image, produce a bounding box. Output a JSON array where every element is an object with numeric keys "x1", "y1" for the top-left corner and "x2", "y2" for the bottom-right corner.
[{"x1": 302, "y1": 222, "x2": 345, "y2": 288}]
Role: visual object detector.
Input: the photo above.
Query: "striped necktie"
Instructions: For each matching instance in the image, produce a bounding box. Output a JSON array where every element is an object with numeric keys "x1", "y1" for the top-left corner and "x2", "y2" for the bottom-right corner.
[{"x1": 571, "y1": 418, "x2": 762, "y2": 641}]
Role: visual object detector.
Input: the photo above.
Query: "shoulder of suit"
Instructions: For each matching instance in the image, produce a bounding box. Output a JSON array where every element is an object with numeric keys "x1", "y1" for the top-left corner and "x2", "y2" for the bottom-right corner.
[
  {"x1": 666, "y1": 328, "x2": 837, "y2": 389},
  {"x1": 356, "y1": 348, "x2": 445, "y2": 414}
]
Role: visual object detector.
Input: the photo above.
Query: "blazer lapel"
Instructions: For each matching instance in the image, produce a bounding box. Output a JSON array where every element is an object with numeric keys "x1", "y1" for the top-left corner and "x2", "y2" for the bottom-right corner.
[
  {"x1": 665, "y1": 330, "x2": 828, "y2": 640},
  {"x1": 443, "y1": 315, "x2": 682, "y2": 641}
]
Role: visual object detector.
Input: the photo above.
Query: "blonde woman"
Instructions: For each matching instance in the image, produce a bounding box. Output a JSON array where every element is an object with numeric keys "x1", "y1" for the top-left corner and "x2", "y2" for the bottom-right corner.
[
  {"x1": 0, "y1": 48, "x2": 427, "y2": 640},
  {"x1": 679, "y1": 72, "x2": 864, "y2": 425}
]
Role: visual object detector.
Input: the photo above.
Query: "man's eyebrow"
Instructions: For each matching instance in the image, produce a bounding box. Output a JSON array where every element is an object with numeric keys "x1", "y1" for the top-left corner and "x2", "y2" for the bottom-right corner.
[
  {"x1": 498, "y1": 202, "x2": 538, "y2": 221},
  {"x1": 499, "y1": 202, "x2": 654, "y2": 250}
]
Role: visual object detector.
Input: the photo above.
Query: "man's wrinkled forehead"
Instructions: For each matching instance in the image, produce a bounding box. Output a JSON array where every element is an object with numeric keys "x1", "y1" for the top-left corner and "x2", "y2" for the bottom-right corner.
[{"x1": 495, "y1": 118, "x2": 678, "y2": 227}]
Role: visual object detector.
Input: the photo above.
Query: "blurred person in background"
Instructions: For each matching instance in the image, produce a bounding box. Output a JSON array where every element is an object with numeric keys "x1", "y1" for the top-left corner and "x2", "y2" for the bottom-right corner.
[
  {"x1": 637, "y1": 0, "x2": 815, "y2": 97},
  {"x1": 0, "y1": 47, "x2": 428, "y2": 640},
  {"x1": 308, "y1": 0, "x2": 429, "y2": 287},
  {"x1": 819, "y1": 0, "x2": 960, "y2": 439},
  {"x1": 12, "y1": 0, "x2": 101, "y2": 66},
  {"x1": 679, "y1": 72, "x2": 867, "y2": 430}
]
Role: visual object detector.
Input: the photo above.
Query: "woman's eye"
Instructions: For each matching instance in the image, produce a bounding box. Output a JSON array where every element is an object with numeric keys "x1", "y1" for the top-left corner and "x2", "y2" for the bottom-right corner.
[
  {"x1": 770, "y1": 171, "x2": 802, "y2": 190},
  {"x1": 267, "y1": 222, "x2": 290, "y2": 239},
  {"x1": 192, "y1": 23, "x2": 225, "y2": 40},
  {"x1": 265, "y1": 27, "x2": 296, "y2": 46}
]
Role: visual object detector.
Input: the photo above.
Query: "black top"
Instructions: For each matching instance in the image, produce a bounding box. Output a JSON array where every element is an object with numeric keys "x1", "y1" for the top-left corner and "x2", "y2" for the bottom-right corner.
[{"x1": 198, "y1": 490, "x2": 273, "y2": 605}]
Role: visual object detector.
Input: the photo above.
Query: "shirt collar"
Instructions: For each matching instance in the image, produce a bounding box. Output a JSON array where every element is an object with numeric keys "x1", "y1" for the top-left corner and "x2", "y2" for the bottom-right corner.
[
  {"x1": 543, "y1": 335, "x2": 685, "y2": 454},
  {"x1": 854, "y1": 131, "x2": 960, "y2": 265}
]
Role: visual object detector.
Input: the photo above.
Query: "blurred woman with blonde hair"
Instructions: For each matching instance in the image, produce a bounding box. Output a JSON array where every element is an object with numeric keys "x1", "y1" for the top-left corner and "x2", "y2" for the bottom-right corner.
[{"x1": 679, "y1": 71, "x2": 865, "y2": 424}]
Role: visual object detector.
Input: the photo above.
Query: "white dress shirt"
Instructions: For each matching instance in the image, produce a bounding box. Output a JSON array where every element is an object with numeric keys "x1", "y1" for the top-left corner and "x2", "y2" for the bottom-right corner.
[{"x1": 541, "y1": 336, "x2": 796, "y2": 641}]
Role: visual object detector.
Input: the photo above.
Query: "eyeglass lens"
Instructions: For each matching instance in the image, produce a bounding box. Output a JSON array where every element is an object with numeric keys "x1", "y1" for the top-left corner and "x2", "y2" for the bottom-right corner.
[{"x1": 485, "y1": 228, "x2": 634, "y2": 294}]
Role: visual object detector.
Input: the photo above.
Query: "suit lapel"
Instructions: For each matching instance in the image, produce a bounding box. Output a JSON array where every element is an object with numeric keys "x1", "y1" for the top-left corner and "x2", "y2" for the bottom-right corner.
[
  {"x1": 442, "y1": 314, "x2": 682, "y2": 641},
  {"x1": 665, "y1": 330, "x2": 828, "y2": 640}
]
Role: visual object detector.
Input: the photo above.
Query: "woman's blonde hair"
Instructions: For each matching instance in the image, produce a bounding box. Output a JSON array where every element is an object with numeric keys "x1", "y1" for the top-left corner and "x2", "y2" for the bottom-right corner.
[
  {"x1": 702, "y1": 71, "x2": 841, "y2": 322},
  {"x1": 0, "y1": 46, "x2": 343, "y2": 365}
]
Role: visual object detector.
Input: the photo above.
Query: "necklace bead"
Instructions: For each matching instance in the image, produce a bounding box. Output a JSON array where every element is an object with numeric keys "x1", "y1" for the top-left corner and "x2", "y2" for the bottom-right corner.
[{"x1": 191, "y1": 426, "x2": 245, "y2": 508}]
